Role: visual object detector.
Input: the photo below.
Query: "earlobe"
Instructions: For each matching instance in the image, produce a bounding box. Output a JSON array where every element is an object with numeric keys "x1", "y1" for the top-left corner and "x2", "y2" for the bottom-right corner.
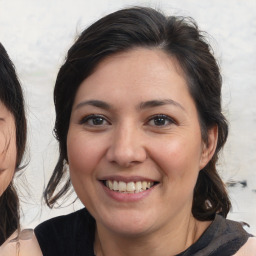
[{"x1": 199, "y1": 125, "x2": 218, "y2": 169}]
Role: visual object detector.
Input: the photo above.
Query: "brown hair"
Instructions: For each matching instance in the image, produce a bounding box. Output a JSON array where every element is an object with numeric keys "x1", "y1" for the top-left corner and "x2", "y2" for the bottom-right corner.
[
  {"x1": 45, "y1": 7, "x2": 231, "y2": 220},
  {"x1": 0, "y1": 43, "x2": 27, "y2": 244}
]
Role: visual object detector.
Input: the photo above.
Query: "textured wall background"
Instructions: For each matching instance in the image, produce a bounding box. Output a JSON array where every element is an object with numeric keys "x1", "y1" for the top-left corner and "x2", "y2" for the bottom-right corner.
[{"x1": 0, "y1": 0, "x2": 255, "y2": 234}]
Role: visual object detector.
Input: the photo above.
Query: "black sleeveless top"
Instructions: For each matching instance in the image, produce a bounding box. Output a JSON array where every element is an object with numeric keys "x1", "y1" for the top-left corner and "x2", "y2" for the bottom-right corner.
[{"x1": 35, "y1": 208, "x2": 252, "y2": 256}]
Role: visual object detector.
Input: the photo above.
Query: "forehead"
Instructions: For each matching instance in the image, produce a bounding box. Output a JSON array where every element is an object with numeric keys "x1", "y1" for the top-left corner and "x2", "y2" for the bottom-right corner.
[
  {"x1": 74, "y1": 48, "x2": 189, "y2": 101},
  {"x1": 96, "y1": 48, "x2": 185, "y2": 81}
]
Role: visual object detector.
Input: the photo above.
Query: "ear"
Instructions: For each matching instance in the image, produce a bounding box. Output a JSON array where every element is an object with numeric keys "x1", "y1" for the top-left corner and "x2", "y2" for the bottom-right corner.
[{"x1": 199, "y1": 125, "x2": 218, "y2": 170}]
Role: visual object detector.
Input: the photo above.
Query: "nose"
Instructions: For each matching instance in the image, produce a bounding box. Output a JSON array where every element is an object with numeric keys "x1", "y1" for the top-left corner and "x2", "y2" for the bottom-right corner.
[{"x1": 106, "y1": 124, "x2": 147, "y2": 167}]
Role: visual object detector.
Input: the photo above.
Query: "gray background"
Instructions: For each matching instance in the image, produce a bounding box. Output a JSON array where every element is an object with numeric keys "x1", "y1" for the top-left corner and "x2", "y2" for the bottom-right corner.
[{"x1": 0, "y1": 0, "x2": 255, "y2": 234}]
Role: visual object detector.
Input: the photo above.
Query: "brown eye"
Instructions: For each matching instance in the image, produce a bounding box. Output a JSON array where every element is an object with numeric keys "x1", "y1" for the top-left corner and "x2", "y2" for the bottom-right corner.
[
  {"x1": 80, "y1": 115, "x2": 110, "y2": 126},
  {"x1": 90, "y1": 116, "x2": 105, "y2": 125},
  {"x1": 148, "y1": 115, "x2": 175, "y2": 127}
]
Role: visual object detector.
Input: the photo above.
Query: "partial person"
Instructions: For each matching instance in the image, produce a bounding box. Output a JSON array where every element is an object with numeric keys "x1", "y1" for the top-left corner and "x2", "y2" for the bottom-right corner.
[
  {"x1": 35, "y1": 7, "x2": 256, "y2": 256},
  {"x1": 0, "y1": 43, "x2": 42, "y2": 255}
]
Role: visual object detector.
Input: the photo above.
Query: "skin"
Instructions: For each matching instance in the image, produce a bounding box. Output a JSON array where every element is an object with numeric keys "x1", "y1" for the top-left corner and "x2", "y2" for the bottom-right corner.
[
  {"x1": 67, "y1": 48, "x2": 218, "y2": 256},
  {"x1": 0, "y1": 104, "x2": 42, "y2": 255},
  {"x1": 0, "y1": 102, "x2": 16, "y2": 196},
  {"x1": 0, "y1": 230, "x2": 43, "y2": 256},
  {"x1": 233, "y1": 237, "x2": 256, "y2": 256}
]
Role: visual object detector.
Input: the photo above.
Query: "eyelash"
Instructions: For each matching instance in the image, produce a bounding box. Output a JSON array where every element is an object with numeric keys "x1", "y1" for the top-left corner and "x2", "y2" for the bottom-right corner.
[
  {"x1": 147, "y1": 114, "x2": 176, "y2": 127},
  {"x1": 79, "y1": 114, "x2": 176, "y2": 128},
  {"x1": 79, "y1": 114, "x2": 110, "y2": 126}
]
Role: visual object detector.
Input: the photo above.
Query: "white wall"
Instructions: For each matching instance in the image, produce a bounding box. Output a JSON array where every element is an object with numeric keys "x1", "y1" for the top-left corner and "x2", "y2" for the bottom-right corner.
[{"x1": 0, "y1": 0, "x2": 255, "y2": 234}]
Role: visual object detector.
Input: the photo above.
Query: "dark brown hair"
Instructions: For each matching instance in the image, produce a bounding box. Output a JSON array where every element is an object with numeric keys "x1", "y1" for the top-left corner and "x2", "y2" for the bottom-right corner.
[
  {"x1": 45, "y1": 7, "x2": 231, "y2": 220},
  {"x1": 0, "y1": 43, "x2": 27, "y2": 245}
]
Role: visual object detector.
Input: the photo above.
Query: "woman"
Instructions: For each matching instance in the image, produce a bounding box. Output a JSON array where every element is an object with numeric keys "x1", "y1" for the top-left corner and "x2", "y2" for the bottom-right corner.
[
  {"x1": 35, "y1": 7, "x2": 256, "y2": 255},
  {"x1": 0, "y1": 43, "x2": 42, "y2": 255}
]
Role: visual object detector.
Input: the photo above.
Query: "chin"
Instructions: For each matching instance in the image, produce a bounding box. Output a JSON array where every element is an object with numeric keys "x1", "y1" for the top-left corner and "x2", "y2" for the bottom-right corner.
[
  {"x1": 99, "y1": 211, "x2": 155, "y2": 237},
  {"x1": 111, "y1": 223, "x2": 151, "y2": 237}
]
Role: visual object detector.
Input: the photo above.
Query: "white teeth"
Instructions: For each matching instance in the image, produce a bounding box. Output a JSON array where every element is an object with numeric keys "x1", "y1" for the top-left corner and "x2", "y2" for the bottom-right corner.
[
  {"x1": 135, "y1": 181, "x2": 142, "y2": 192},
  {"x1": 142, "y1": 181, "x2": 147, "y2": 190},
  {"x1": 127, "y1": 182, "x2": 136, "y2": 192},
  {"x1": 147, "y1": 182, "x2": 153, "y2": 189},
  {"x1": 119, "y1": 181, "x2": 126, "y2": 192},
  {"x1": 105, "y1": 180, "x2": 155, "y2": 193},
  {"x1": 107, "y1": 180, "x2": 113, "y2": 190},
  {"x1": 113, "y1": 180, "x2": 119, "y2": 190}
]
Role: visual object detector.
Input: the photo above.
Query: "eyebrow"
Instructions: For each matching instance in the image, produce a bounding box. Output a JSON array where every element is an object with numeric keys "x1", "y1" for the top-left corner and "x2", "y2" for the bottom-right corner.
[
  {"x1": 139, "y1": 99, "x2": 186, "y2": 111},
  {"x1": 75, "y1": 100, "x2": 111, "y2": 110},
  {"x1": 75, "y1": 99, "x2": 185, "y2": 112}
]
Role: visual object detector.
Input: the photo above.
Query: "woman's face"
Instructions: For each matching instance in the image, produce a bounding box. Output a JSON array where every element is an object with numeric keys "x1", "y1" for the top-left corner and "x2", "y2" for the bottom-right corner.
[
  {"x1": 67, "y1": 48, "x2": 215, "y2": 236},
  {"x1": 0, "y1": 102, "x2": 16, "y2": 196}
]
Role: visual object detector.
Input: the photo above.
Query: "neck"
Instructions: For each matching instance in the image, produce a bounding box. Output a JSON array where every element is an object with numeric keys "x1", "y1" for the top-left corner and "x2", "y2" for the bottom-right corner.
[{"x1": 94, "y1": 214, "x2": 211, "y2": 256}]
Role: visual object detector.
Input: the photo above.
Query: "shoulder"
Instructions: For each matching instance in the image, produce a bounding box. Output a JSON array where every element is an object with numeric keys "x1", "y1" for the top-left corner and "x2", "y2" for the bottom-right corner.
[
  {"x1": 233, "y1": 237, "x2": 256, "y2": 256},
  {"x1": 215, "y1": 215, "x2": 253, "y2": 248},
  {"x1": 35, "y1": 207, "x2": 92, "y2": 235},
  {"x1": 225, "y1": 217, "x2": 252, "y2": 231},
  {"x1": 215, "y1": 214, "x2": 253, "y2": 237},
  {"x1": 0, "y1": 230, "x2": 42, "y2": 256},
  {"x1": 191, "y1": 215, "x2": 253, "y2": 255},
  {"x1": 35, "y1": 208, "x2": 95, "y2": 256}
]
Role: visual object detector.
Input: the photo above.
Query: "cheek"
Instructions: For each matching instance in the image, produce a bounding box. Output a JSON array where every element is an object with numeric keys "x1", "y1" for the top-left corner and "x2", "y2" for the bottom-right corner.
[
  {"x1": 66, "y1": 131, "x2": 108, "y2": 209},
  {"x1": 0, "y1": 144, "x2": 16, "y2": 196},
  {"x1": 67, "y1": 131, "x2": 106, "y2": 178},
  {"x1": 149, "y1": 133, "x2": 202, "y2": 182},
  {"x1": 0, "y1": 171, "x2": 14, "y2": 196}
]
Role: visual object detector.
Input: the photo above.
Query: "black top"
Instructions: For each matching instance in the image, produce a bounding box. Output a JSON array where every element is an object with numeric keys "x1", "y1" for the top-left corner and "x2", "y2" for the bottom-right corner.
[{"x1": 35, "y1": 208, "x2": 252, "y2": 256}]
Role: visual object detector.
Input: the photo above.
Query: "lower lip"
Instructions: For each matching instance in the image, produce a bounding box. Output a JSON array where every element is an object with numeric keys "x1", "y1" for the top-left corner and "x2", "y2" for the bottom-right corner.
[{"x1": 100, "y1": 182, "x2": 157, "y2": 202}]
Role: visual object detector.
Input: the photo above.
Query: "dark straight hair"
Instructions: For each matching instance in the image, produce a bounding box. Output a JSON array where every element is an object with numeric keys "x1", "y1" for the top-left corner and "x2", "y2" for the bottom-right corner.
[
  {"x1": 0, "y1": 43, "x2": 27, "y2": 245},
  {"x1": 45, "y1": 7, "x2": 231, "y2": 220}
]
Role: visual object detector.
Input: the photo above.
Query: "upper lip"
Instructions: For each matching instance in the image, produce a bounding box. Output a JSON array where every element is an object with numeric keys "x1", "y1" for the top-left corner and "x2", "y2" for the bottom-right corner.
[{"x1": 98, "y1": 175, "x2": 159, "y2": 183}]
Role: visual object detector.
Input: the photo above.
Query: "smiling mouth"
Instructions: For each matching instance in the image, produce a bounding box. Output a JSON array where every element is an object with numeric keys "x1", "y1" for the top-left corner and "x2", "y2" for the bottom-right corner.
[{"x1": 102, "y1": 180, "x2": 159, "y2": 193}]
